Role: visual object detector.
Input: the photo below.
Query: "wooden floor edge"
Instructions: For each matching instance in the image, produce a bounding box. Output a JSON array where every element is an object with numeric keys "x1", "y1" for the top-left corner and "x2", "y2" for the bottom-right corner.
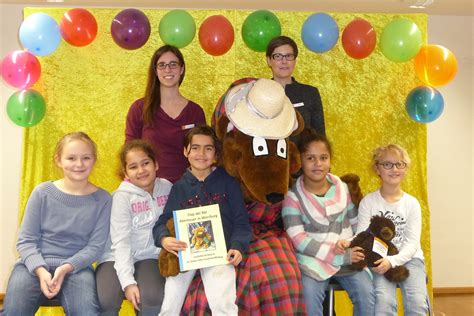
[
  {"x1": 433, "y1": 287, "x2": 474, "y2": 295},
  {"x1": 1, "y1": 289, "x2": 473, "y2": 302}
]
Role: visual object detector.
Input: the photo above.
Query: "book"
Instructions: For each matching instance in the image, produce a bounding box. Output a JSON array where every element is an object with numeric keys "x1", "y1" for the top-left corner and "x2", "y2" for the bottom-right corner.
[{"x1": 173, "y1": 204, "x2": 228, "y2": 271}]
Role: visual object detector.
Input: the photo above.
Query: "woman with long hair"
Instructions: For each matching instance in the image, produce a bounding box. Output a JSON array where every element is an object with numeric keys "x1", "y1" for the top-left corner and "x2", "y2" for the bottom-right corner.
[{"x1": 125, "y1": 45, "x2": 206, "y2": 183}]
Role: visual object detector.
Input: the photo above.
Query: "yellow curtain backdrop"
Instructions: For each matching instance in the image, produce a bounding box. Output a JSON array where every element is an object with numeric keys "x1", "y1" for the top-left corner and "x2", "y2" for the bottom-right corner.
[{"x1": 20, "y1": 8, "x2": 430, "y2": 316}]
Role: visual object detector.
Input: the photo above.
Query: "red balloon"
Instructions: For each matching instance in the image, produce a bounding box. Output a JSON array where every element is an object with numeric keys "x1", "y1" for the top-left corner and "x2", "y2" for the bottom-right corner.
[
  {"x1": 199, "y1": 15, "x2": 234, "y2": 56},
  {"x1": 341, "y1": 18, "x2": 376, "y2": 59},
  {"x1": 60, "y1": 8, "x2": 98, "y2": 47}
]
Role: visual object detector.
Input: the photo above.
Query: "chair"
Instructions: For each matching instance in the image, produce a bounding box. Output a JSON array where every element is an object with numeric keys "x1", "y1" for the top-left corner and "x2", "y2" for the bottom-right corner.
[
  {"x1": 326, "y1": 277, "x2": 433, "y2": 316},
  {"x1": 41, "y1": 297, "x2": 61, "y2": 307},
  {"x1": 326, "y1": 279, "x2": 343, "y2": 316}
]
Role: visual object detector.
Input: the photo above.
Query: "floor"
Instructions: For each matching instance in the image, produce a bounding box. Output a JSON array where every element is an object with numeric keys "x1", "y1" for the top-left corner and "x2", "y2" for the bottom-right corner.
[
  {"x1": 1, "y1": 294, "x2": 473, "y2": 315},
  {"x1": 433, "y1": 294, "x2": 474, "y2": 316}
]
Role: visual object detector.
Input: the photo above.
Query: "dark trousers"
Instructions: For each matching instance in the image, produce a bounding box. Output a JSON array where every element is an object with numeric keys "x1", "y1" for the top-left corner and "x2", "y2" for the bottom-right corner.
[{"x1": 95, "y1": 259, "x2": 165, "y2": 316}]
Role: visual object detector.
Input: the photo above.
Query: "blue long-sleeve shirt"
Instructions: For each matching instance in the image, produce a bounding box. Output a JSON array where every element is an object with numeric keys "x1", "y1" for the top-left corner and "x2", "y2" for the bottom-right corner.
[
  {"x1": 153, "y1": 167, "x2": 251, "y2": 254},
  {"x1": 16, "y1": 181, "x2": 112, "y2": 274}
]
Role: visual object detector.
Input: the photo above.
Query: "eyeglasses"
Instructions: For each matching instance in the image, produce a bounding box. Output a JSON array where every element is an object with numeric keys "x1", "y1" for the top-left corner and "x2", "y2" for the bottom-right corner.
[
  {"x1": 271, "y1": 53, "x2": 296, "y2": 61},
  {"x1": 378, "y1": 161, "x2": 408, "y2": 170},
  {"x1": 156, "y1": 61, "x2": 181, "y2": 70}
]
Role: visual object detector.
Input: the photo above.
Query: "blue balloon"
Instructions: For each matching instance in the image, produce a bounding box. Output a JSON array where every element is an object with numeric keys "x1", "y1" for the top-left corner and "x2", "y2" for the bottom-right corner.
[
  {"x1": 405, "y1": 86, "x2": 444, "y2": 123},
  {"x1": 19, "y1": 13, "x2": 61, "y2": 56},
  {"x1": 301, "y1": 13, "x2": 339, "y2": 53}
]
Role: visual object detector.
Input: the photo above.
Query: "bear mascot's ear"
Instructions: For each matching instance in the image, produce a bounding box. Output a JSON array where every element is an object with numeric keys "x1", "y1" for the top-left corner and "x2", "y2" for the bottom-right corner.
[
  {"x1": 215, "y1": 114, "x2": 230, "y2": 140},
  {"x1": 291, "y1": 111, "x2": 305, "y2": 137},
  {"x1": 215, "y1": 116, "x2": 242, "y2": 179},
  {"x1": 158, "y1": 218, "x2": 180, "y2": 277}
]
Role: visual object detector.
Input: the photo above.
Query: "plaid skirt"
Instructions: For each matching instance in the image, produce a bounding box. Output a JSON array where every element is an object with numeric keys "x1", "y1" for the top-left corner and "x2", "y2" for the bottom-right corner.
[{"x1": 181, "y1": 202, "x2": 306, "y2": 315}]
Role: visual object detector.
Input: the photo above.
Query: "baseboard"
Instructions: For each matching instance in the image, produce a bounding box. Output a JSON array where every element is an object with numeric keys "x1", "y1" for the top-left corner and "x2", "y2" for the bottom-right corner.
[{"x1": 433, "y1": 287, "x2": 474, "y2": 295}]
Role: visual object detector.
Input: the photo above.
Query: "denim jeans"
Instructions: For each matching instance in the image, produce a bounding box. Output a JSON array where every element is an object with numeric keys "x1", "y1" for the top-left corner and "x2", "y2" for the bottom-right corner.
[
  {"x1": 301, "y1": 269, "x2": 375, "y2": 316},
  {"x1": 374, "y1": 258, "x2": 431, "y2": 316},
  {"x1": 2, "y1": 263, "x2": 99, "y2": 316}
]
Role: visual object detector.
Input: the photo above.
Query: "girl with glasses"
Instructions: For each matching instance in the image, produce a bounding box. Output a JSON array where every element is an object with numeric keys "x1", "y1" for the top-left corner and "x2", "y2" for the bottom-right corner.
[
  {"x1": 125, "y1": 45, "x2": 206, "y2": 184},
  {"x1": 266, "y1": 36, "x2": 326, "y2": 138},
  {"x1": 356, "y1": 144, "x2": 431, "y2": 315}
]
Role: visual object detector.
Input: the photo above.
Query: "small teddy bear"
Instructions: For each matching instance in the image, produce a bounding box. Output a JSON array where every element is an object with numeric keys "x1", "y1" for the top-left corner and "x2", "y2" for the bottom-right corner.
[
  {"x1": 158, "y1": 218, "x2": 180, "y2": 277},
  {"x1": 349, "y1": 215, "x2": 409, "y2": 283},
  {"x1": 191, "y1": 226, "x2": 212, "y2": 250}
]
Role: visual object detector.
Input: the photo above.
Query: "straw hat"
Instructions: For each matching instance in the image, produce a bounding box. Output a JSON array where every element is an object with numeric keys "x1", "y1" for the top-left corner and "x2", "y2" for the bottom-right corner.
[{"x1": 224, "y1": 78, "x2": 298, "y2": 139}]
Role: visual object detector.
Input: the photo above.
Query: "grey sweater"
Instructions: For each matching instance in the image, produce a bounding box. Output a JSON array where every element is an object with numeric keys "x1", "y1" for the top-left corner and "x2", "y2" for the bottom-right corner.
[{"x1": 16, "y1": 181, "x2": 112, "y2": 274}]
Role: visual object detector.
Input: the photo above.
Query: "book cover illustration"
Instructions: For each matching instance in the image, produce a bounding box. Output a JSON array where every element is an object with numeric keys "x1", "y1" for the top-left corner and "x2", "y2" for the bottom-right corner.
[
  {"x1": 188, "y1": 221, "x2": 216, "y2": 253},
  {"x1": 173, "y1": 204, "x2": 228, "y2": 271}
]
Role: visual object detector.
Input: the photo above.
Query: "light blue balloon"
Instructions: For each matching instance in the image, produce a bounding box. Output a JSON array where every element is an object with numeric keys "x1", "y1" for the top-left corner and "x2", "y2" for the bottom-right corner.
[
  {"x1": 301, "y1": 13, "x2": 339, "y2": 53},
  {"x1": 405, "y1": 86, "x2": 444, "y2": 123},
  {"x1": 19, "y1": 13, "x2": 61, "y2": 56}
]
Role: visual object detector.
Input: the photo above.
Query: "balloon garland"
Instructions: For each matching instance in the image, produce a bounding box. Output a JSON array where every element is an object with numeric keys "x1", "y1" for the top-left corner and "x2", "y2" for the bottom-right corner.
[{"x1": 1, "y1": 8, "x2": 458, "y2": 127}]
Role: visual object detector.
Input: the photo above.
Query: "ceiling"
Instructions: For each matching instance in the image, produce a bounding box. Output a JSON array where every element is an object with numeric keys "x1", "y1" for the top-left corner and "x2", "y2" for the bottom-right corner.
[{"x1": 1, "y1": 0, "x2": 473, "y2": 16}]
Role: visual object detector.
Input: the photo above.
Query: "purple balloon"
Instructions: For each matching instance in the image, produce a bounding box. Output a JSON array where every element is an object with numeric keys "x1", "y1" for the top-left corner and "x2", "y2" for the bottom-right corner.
[{"x1": 111, "y1": 9, "x2": 150, "y2": 50}]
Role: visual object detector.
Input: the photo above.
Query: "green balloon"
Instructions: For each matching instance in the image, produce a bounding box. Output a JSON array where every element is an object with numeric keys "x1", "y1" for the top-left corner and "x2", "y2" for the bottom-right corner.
[
  {"x1": 6, "y1": 89, "x2": 46, "y2": 127},
  {"x1": 159, "y1": 10, "x2": 196, "y2": 48},
  {"x1": 380, "y1": 18, "x2": 422, "y2": 62},
  {"x1": 242, "y1": 10, "x2": 281, "y2": 52}
]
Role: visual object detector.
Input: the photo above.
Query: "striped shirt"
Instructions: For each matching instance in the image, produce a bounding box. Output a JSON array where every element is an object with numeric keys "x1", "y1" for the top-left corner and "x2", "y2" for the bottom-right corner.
[{"x1": 282, "y1": 174, "x2": 357, "y2": 281}]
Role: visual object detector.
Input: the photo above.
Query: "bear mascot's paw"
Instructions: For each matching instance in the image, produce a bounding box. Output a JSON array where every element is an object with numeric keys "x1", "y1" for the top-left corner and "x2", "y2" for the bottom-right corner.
[
  {"x1": 158, "y1": 218, "x2": 180, "y2": 277},
  {"x1": 340, "y1": 173, "x2": 363, "y2": 208},
  {"x1": 349, "y1": 215, "x2": 409, "y2": 283}
]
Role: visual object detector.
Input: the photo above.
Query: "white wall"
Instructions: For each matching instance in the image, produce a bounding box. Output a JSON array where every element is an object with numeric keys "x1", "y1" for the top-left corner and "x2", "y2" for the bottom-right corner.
[
  {"x1": 0, "y1": 5, "x2": 473, "y2": 292},
  {"x1": 0, "y1": 4, "x2": 24, "y2": 294},
  {"x1": 427, "y1": 15, "x2": 474, "y2": 288}
]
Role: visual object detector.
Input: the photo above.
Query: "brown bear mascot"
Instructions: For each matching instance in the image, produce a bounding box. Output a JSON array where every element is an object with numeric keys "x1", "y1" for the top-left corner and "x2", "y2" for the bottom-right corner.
[{"x1": 177, "y1": 78, "x2": 307, "y2": 315}]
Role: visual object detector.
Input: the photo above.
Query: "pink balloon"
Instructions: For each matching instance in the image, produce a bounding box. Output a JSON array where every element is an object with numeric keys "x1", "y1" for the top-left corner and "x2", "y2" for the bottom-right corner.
[{"x1": 1, "y1": 50, "x2": 41, "y2": 89}]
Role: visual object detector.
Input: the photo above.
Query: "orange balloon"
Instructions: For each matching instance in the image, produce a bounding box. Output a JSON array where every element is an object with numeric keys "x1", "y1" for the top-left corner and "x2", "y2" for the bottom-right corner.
[{"x1": 414, "y1": 44, "x2": 457, "y2": 87}]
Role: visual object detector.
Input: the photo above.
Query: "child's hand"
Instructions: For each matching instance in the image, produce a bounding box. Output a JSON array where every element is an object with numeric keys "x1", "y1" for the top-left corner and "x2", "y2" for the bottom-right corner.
[
  {"x1": 335, "y1": 239, "x2": 350, "y2": 254},
  {"x1": 351, "y1": 247, "x2": 365, "y2": 263},
  {"x1": 124, "y1": 284, "x2": 141, "y2": 311},
  {"x1": 227, "y1": 249, "x2": 242, "y2": 266},
  {"x1": 161, "y1": 236, "x2": 187, "y2": 256},
  {"x1": 50, "y1": 263, "x2": 73, "y2": 293},
  {"x1": 35, "y1": 267, "x2": 57, "y2": 299},
  {"x1": 373, "y1": 258, "x2": 392, "y2": 274}
]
